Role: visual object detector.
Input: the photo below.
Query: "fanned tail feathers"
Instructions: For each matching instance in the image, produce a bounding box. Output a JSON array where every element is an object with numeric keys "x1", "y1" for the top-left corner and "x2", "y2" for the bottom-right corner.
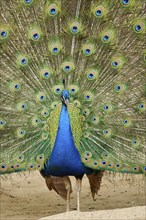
[{"x1": 0, "y1": 0, "x2": 146, "y2": 175}]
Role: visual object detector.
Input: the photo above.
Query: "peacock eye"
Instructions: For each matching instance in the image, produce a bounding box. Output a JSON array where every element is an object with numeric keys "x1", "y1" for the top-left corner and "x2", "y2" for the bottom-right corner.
[
  {"x1": 65, "y1": 66, "x2": 70, "y2": 71},
  {"x1": 84, "y1": 151, "x2": 92, "y2": 158},
  {"x1": 85, "y1": 49, "x2": 91, "y2": 55},
  {"x1": 72, "y1": 26, "x2": 78, "y2": 33},
  {"x1": 52, "y1": 47, "x2": 59, "y2": 53},
  {"x1": 116, "y1": 164, "x2": 120, "y2": 167},
  {"x1": 82, "y1": 43, "x2": 96, "y2": 56},
  {"x1": 84, "y1": 131, "x2": 90, "y2": 138},
  {"x1": 37, "y1": 154, "x2": 44, "y2": 162},
  {"x1": 17, "y1": 54, "x2": 29, "y2": 67},
  {"x1": 91, "y1": 116, "x2": 99, "y2": 124},
  {"x1": 22, "y1": 104, "x2": 27, "y2": 109},
  {"x1": 133, "y1": 166, "x2": 137, "y2": 171},
  {"x1": 133, "y1": 21, "x2": 145, "y2": 34},
  {"x1": 73, "y1": 100, "x2": 81, "y2": 107},
  {"x1": 42, "y1": 132, "x2": 48, "y2": 140},
  {"x1": 102, "y1": 161, "x2": 106, "y2": 165},
  {"x1": 44, "y1": 72, "x2": 49, "y2": 77},
  {"x1": 104, "y1": 105, "x2": 109, "y2": 110},
  {"x1": 21, "y1": 59, "x2": 27, "y2": 64},
  {"x1": 103, "y1": 128, "x2": 112, "y2": 137},
  {"x1": 56, "y1": 88, "x2": 60, "y2": 93},
  {"x1": 43, "y1": 110, "x2": 49, "y2": 118},
  {"x1": 40, "y1": 67, "x2": 52, "y2": 79},
  {"x1": 1, "y1": 31, "x2": 7, "y2": 38},
  {"x1": 1, "y1": 164, "x2": 6, "y2": 169},
  {"x1": 17, "y1": 129, "x2": 26, "y2": 138},
  {"x1": 122, "y1": 0, "x2": 129, "y2": 5},
  {"x1": 144, "y1": 167, "x2": 146, "y2": 171},
  {"x1": 0, "y1": 119, "x2": 6, "y2": 129},
  {"x1": 48, "y1": 3, "x2": 59, "y2": 16},
  {"x1": 33, "y1": 33, "x2": 39, "y2": 40},
  {"x1": 36, "y1": 92, "x2": 46, "y2": 102},
  {"x1": 138, "y1": 102, "x2": 145, "y2": 112},
  {"x1": 135, "y1": 25, "x2": 141, "y2": 32},
  {"x1": 96, "y1": 10, "x2": 102, "y2": 16},
  {"x1": 68, "y1": 85, "x2": 79, "y2": 95},
  {"x1": 116, "y1": 85, "x2": 120, "y2": 90},
  {"x1": 89, "y1": 73, "x2": 94, "y2": 78},
  {"x1": 24, "y1": 0, "x2": 32, "y2": 4},
  {"x1": 15, "y1": 84, "x2": 20, "y2": 89},
  {"x1": 123, "y1": 120, "x2": 128, "y2": 124},
  {"x1": 93, "y1": 5, "x2": 107, "y2": 18},
  {"x1": 70, "y1": 21, "x2": 81, "y2": 34},
  {"x1": 50, "y1": 8, "x2": 56, "y2": 15},
  {"x1": 32, "y1": 116, "x2": 41, "y2": 126},
  {"x1": 62, "y1": 61, "x2": 75, "y2": 73},
  {"x1": 103, "y1": 35, "x2": 109, "y2": 41},
  {"x1": 86, "y1": 68, "x2": 99, "y2": 80},
  {"x1": 84, "y1": 91, "x2": 94, "y2": 101},
  {"x1": 85, "y1": 95, "x2": 90, "y2": 100},
  {"x1": 112, "y1": 61, "x2": 118, "y2": 67},
  {"x1": 16, "y1": 155, "x2": 24, "y2": 162},
  {"x1": 48, "y1": 40, "x2": 62, "y2": 55},
  {"x1": 122, "y1": 118, "x2": 131, "y2": 127},
  {"x1": 139, "y1": 104, "x2": 144, "y2": 109}
]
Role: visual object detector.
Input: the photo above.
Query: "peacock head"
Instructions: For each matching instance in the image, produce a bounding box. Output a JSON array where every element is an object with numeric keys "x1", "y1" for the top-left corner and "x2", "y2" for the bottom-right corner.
[{"x1": 61, "y1": 90, "x2": 70, "y2": 105}]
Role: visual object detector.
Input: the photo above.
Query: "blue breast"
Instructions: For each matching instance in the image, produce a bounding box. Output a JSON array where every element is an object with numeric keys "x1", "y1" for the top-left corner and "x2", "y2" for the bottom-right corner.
[{"x1": 43, "y1": 104, "x2": 92, "y2": 176}]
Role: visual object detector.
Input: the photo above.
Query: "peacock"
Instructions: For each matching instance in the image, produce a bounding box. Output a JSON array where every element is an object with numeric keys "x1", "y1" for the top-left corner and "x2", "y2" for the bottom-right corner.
[{"x1": 0, "y1": 0, "x2": 145, "y2": 213}]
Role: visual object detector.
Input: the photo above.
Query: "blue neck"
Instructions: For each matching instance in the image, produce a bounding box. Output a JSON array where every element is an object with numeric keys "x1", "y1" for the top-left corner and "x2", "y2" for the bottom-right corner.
[{"x1": 43, "y1": 103, "x2": 92, "y2": 176}]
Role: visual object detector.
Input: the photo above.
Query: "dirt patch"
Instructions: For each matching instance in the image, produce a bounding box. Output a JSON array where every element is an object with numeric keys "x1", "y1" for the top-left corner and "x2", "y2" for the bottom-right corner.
[{"x1": 0, "y1": 171, "x2": 145, "y2": 220}]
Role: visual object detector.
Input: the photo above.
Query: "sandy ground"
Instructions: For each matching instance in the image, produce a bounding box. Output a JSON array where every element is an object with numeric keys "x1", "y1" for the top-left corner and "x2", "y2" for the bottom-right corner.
[
  {"x1": 0, "y1": 171, "x2": 145, "y2": 220},
  {"x1": 40, "y1": 207, "x2": 145, "y2": 220}
]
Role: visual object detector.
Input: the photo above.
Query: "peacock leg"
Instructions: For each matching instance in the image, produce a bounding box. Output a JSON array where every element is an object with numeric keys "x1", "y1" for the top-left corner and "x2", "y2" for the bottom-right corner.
[
  {"x1": 75, "y1": 176, "x2": 83, "y2": 212},
  {"x1": 66, "y1": 186, "x2": 71, "y2": 212},
  {"x1": 63, "y1": 176, "x2": 72, "y2": 212}
]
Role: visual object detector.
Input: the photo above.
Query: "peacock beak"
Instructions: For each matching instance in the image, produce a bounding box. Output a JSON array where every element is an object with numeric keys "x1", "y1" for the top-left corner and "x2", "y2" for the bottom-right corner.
[
  {"x1": 61, "y1": 96, "x2": 70, "y2": 105},
  {"x1": 64, "y1": 98, "x2": 69, "y2": 106}
]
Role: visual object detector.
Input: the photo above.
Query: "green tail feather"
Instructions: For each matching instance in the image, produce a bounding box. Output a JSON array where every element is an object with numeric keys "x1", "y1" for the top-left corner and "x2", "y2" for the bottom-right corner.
[{"x1": 0, "y1": 0, "x2": 145, "y2": 175}]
